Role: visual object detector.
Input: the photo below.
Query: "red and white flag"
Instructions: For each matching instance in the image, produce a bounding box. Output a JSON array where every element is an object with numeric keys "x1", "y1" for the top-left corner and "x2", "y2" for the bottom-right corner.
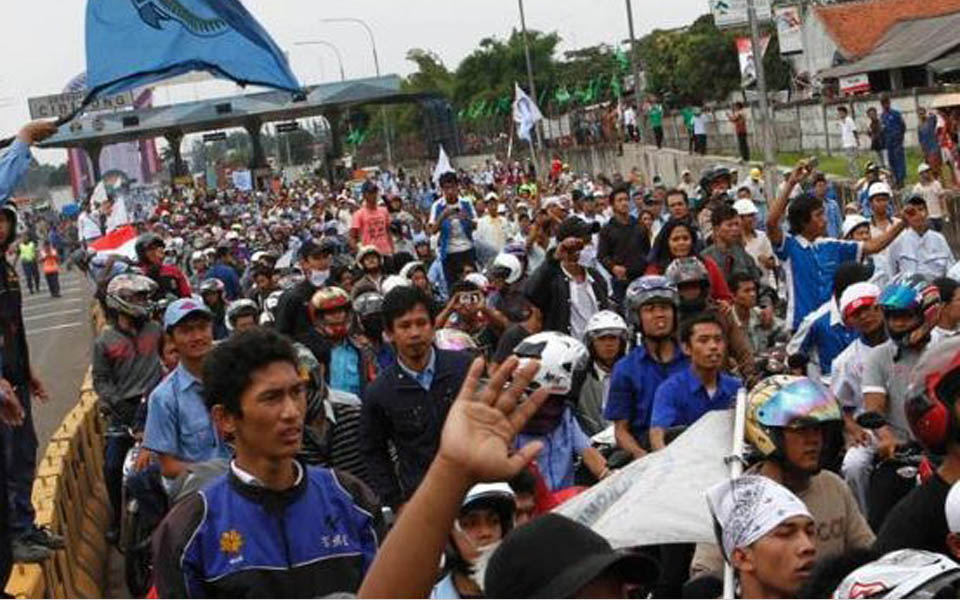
[{"x1": 88, "y1": 225, "x2": 138, "y2": 260}]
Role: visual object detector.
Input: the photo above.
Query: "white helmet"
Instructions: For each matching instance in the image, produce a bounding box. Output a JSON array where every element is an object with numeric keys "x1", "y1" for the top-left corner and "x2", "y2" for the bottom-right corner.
[
  {"x1": 512, "y1": 332, "x2": 589, "y2": 395},
  {"x1": 583, "y1": 310, "x2": 629, "y2": 344},
  {"x1": 833, "y1": 550, "x2": 960, "y2": 599},
  {"x1": 434, "y1": 328, "x2": 479, "y2": 353},
  {"x1": 461, "y1": 482, "x2": 516, "y2": 535},
  {"x1": 190, "y1": 250, "x2": 205, "y2": 263},
  {"x1": 382, "y1": 275, "x2": 411, "y2": 295},
  {"x1": 399, "y1": 260, "x2": 426, "y2": 281},
  {"x1": 488, "y1": 253, "x2": 523, "y2": 285},
  {"x1": 464, "y1": 272, "x2": 489, "y2": 290},
  {"x1": 225, "y1": 299, "x2": 260, "y2": 331}
]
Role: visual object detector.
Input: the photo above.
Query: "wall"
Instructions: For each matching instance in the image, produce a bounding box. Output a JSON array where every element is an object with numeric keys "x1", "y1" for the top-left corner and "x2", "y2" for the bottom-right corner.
[{"x1": 643, "y1": 87, "x2": 960, "y2": 158}]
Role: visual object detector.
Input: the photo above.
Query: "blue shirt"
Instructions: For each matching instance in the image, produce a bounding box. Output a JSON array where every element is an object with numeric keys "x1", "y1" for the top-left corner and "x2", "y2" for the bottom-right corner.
[
  {"x1": 144, "y1": 363, "x2": 231, "y2": 462},
  {"x1": 397, "y1": 348, "x2": 436, "y2": 391},
  {"x1": 206, "y1": 262, "x2": 242, "y2": 300},
  {"x1": 329, "y1": 342, "x2": 361, "y2": 395},
  {"x1": 882, "y1": 109, "x2": 905, "y2": 148},
  {"x1": 788, "y1": 299, "x2": 858, "y2": 382},
  {"x1": 604, "y1": 345, "x2": 689, "y2": 441},
  {"x1": 515, "y1": 408, "x2": 590, "y2": 490},
  {"x1": 774, "y1": 234, "x2": 861, "y2": 331},
  {"x1": 824, "y1": 197, "x2": 843, "y2": 240},
  {"x1": 650, "y1": 367, "x2": 742, "y2": 428},
  {"x1": 0, "y1": 140, "x2": 32, "y2": 201}
]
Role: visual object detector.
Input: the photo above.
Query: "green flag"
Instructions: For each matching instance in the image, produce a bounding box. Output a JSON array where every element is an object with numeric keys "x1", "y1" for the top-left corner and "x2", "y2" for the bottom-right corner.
[
  {"x1": 346, "y1": 129, "x2": 366, "y2": 147},
  {"x1": 495, "y1": 94, "x2": 512, "y2": 115},
  {"x1": 615, "y1": 48, "x2": 630, "y2": 73},
  {"x1": 611, "y1": 73, "x2": 622, "y2": 98},
  {"x1": 555, "y1": 86, "x2": 572, "y2": 105}
]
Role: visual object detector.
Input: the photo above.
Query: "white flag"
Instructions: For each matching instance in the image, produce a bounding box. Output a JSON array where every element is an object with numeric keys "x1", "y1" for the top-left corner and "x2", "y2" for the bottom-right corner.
[
  {"x1": 513, "y1": 82, "x2": 543, "y2": 142},
  {"x1": 432, "y1": 144, "x2": 454, "y2": 185},
  {"x1": 556, "y1": 409, "x2": 735, "y2": 548}
]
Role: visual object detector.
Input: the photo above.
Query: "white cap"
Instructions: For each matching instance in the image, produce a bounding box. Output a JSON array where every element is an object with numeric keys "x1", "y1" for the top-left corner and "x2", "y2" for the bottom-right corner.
[
  {"x1": 542, "y1": 196, "x2": 564, "y2": 210},
  {"x1": 839, "y1": 281, "x2": 881, "y2": 324},
  {"x1": 842, "y1": 214, "x2": 870, "y2": 239},
  {"x1": 464, "y1": 272, "x2": 489, "y2": 289},
  {"x1": 732, "y1": 198, "x2": 758, "y2": 216},
  {"x1": 947, "y1": 482, "x2": 960, "y2": 533},
  {"x1": 497, "y1": 203, "x2": 508, "y2": 215},
  {"x1": 868, "y1": 181, "x2": 893, "y2": 199},
  {"x1": 919, "y1": 162, "x2": 932, "y2": 174},
  {"x1": 484, "y1": 191, "x2": 499, "y2": 201}
]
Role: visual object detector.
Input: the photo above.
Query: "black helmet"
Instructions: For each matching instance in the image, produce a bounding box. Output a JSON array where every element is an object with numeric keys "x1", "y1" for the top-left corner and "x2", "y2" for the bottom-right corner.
[{"x1": 135, "y1": 233, "x2": 165, "y2": 264}]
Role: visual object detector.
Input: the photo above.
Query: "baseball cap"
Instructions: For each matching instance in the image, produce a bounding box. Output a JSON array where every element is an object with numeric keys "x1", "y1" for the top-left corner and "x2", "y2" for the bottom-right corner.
[
  {"x1": 842, "y1": 214, "x2": 870, "y2": 239},
  {"x1": 906, "y1": 193, "x2": 928, "y2": 207},
  {"x1": 681, "y1": 168, "x2": 692, "y2": 176},
  {"x1": 556, "y1": 216, "x2": 595, "y2": 240},
  {"x1": 164, "y1": 298, "x2": 213, "y2": 330},
  {"x1": 750, "y1": 167, "x2": 763, "y2": 179},
  {"x1": 919, "y1": 162, "x2": 932, "y2": 174},
  {"x1": 542, "y1": 196, "x2": 565, "y2": 210},
  {"x1": 733, "y1": 198, "x2": 758, "y2": 216},
  {"x1": 484, "y1": 514, "x2": 660, "y2": 598},
  {"x1": 867, "y1": 181, "x2": 893, "y2": 199},
  {"x1": 840, "y1": 281, "x2": 881, "y2": 324},
  {"x1": 360, "y1": 180, "x2": 379, "y2": 194},
  {"x1": 865, "y1": 161, "x2": 879, "y2": 173}
]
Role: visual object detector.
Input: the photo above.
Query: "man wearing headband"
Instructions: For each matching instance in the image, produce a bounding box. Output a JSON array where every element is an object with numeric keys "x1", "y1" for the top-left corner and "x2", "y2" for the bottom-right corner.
[{"x1": 706, "y1": 475, "x2": 816, "y2": 599}]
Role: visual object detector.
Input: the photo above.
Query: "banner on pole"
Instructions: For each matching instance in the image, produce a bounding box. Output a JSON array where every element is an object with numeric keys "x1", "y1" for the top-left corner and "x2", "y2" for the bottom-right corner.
[
  {"x1": 736, "y1": 35, "x2": 771, "y2": 88},
  {"x1": 710, "y1": 0, "x2": 772, "y2": 29},
  {"x1": 775, "y1": 6, "x2": 804, "y2": 56}
]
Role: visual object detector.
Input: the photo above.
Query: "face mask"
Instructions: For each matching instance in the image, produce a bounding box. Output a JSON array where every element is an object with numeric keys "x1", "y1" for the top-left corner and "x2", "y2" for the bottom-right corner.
[
  {"x1": 467, "y1": 542, "x2": 501, "y2": 592},
  {"x1": 309, "y1": 269, "x2": 329, "y2": 287}
]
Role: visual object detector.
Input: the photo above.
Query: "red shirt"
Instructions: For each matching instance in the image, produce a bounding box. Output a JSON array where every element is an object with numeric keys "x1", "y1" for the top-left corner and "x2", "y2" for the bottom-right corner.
[{"x1": 351, "y1": 205, "x2": 394, "y2": 255}]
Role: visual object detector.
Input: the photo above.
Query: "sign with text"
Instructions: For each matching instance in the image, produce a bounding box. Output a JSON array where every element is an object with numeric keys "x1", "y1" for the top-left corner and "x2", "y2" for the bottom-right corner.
[
  {"x1": 710, "y1": 0, "x2": 772, "y2": 28},
  {"x1": 231, "y1": 170, "x2": 253, "y2": 191},
  {"x1": 840, "y1": 73, "x2": 871, "y2": 95},
  {"x1": 27, "y1": 91, "x2": 135, "y2": 120}
]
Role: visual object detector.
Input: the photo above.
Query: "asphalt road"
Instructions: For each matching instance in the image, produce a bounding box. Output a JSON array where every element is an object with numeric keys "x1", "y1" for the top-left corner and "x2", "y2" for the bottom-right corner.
[{"x1": 21, "y1": 269, "x2": 95, "y2": 450}]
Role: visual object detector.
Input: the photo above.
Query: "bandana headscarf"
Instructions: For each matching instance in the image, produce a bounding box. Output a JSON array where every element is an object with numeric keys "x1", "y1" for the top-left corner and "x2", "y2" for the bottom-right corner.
[{"x1": 706, "y1": 475, "x2": 812, "y2": 562}]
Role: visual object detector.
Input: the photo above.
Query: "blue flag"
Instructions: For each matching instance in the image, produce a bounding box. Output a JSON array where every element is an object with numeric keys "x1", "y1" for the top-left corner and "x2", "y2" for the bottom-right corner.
[{"x1": 85, "y1": 0, "x2": 302, "y2": 100}]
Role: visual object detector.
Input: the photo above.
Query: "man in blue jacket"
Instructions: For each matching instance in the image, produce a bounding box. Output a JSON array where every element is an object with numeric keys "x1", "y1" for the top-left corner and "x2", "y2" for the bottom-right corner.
[
  {"x1": 152, "y1": 327, "x2": 381, "y2": 598},
  {"x1": 881, "y1": 94, "x2": 907, "y2": 188},
  {"x1": 359, "y1": 285, "x2": 472, "y2": 508},
  {"x1": 429, "y1": 171, "x2": 477, "y2": 288}
]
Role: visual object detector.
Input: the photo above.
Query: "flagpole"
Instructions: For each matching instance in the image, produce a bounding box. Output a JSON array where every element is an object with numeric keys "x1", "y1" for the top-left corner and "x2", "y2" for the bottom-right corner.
[
  {"x1": 517, "y1": 0, "x2": 545, "y2": 173},
  {"x1": 723, "y1": 388, "x2": 748, "y2": 600},
  {"x1": 747, "y1": 0, "x2": 778, "y2": 207}
]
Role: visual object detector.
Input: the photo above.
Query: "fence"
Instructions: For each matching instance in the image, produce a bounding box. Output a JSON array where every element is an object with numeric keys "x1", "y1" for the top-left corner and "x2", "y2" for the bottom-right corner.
[{"x1": 6, "y1": 308, "x2": 110, "y2": 598}]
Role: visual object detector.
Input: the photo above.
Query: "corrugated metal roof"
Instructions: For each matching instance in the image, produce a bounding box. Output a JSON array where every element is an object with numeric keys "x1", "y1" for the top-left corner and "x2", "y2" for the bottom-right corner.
[{"x1": 819, "y1": 12, "x2": 960, "y2": 78}]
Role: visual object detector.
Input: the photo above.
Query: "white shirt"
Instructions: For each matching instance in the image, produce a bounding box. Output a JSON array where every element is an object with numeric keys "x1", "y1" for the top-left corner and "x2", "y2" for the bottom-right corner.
[
  {"x1": 230, "y1": 460, "x2": 304, "y2": 488},
  {"x1": 839, "y1": 116, "x2": 859, "y2": 149},
  {"x1": 693, "y1": 114, "x2": 707, "y2": 135},
  {"x1": 743, "y1": 229, "x2": 776, "y2": 288},
  {"x1": 931, "y1": 325, "x2": 960, "y2": 345},
  {"x1": 475, "y1": 215, "x2": 510, "y2": 254},
  {"x1": 913, "y1": 180, "x2": 946, "y2": 219},
  {"x1": 623, "y1": 107, "x2": 637, "y2": 127},
  {"x1": 888, "y1": 227, "x2": 954, "y2": 279},
  {"x1": 831, "y1": 338, "x2": 873, "y2": 412},
  {"x1": 563, "y1": 264, "x2": 598, "y2": 340}
]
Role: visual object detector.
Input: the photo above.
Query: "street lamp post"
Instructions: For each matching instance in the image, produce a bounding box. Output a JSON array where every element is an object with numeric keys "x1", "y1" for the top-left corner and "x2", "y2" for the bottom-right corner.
[
  {"x1": 320, "y1": 17, "x2": 393, "y2": 166},
  {"x1": 624, "y1": 0, "x2": 644, "y2": 141},
  {"x1": 295, "y1": 41, "x2": 346, "y2": 81},
  {"x1": 747, "y1": 0, "x2": 777, "y2": 209},
  {"x1": 517, "y1": 0, "x2": 544, "y2": 175}
]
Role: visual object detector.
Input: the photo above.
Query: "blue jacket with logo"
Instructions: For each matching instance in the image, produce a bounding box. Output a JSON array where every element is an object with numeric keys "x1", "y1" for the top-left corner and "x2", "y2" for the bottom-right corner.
[{"x1": 152, "y1": 463, "x2": 382, "y2": 598}]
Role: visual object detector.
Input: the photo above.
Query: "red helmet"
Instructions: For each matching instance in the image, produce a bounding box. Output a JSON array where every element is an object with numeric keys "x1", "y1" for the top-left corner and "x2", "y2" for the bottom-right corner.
[{"x1": 906, "y1": 336, "x2": 960, "y2": 454}]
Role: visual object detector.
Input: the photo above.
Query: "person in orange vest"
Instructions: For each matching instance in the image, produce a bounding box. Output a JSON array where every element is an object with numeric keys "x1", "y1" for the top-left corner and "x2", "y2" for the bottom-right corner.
[{"x1": 39, "y1": 241, "x2": 60, "y2": 298}]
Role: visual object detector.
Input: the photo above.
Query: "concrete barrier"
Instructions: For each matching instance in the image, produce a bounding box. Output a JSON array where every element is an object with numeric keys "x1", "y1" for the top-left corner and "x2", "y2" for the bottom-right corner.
[{"x1": 6, "y1": 307, "x2": 110, "y2": 598}]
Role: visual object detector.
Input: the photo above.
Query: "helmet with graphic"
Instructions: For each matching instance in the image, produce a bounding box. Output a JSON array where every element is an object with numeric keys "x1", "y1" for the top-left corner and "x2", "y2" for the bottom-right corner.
[
  {"x1": 105, "y1": 274, "x2": 158, "y2": 321},
  {"x1": 434, "y1": 328, "x2": 480, "y2": 354},
  {"x1": 259, "y1": 290, "x2": 285, "y2": 325},
  {"x1": 512, "y1": 332, "x2": 590, "y2": 397},
  {"x1": 832, "y1": 550, "x2": 960, "y2": 599},
  {"x1": 905, "y1": 336, "x2": 960, "y2": 455},
  {"x1": 745, "y1": 375, "x2": 842, "y2": 472},
  {"x1": 624, "y1": 275, "x2": 679, "y2": 334},
  {"x1": 199, "y1": 278, "x2": 225, "y2": 295},
  {"x1": 225, "y1": 299, "x2": 259, "y2": 332},
  {"x1": 382, "y1": 275, "x2": 411, "y2": 295},
  {"x1": 878, "y1": 273, "x2": 941, "y2": 350}
]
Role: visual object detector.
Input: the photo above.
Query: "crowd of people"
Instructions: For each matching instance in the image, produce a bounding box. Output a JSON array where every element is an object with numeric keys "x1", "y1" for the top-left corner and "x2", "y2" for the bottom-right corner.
[{"x1": 5, "y1": 110, "x2": 960, "y2": 599}]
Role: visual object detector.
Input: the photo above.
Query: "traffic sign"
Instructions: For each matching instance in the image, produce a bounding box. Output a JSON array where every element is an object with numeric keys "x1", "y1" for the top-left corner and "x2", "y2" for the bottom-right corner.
[
  {"x1": 203, "y1": 132, "x2": 228, "y2": 142},
  {"x1": 709, "y1": 0, "x2": 772, "y2": 28},
  {"x1": 27, "y1": 91, "x2": 135, "y2": 120},
  {"x1": 276, "y1": 122, "x2": 299, "y2": 134}
]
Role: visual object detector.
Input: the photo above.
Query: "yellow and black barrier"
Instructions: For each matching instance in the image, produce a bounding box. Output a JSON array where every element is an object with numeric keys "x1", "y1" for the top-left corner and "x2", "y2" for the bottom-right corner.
[{"x1": 5, "y1": 306, "x2": 111, "y2": 598}]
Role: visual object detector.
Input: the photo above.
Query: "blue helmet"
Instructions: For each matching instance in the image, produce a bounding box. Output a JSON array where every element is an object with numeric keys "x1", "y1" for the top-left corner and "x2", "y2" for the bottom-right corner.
[{"x1": 878, "y1": 273, "x2": 941, "y2": 349}]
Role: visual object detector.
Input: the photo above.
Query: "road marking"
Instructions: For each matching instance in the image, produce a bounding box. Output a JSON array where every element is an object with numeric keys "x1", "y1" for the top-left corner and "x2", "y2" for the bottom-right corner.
[
  {"x1": 23, "y1": 309, "x2": 84, "y2": 322},
  {"x1": 26, "y1": 322, "x2": 84, "y2": 335},
  {"x1": 21, "y1": 298, "x2": 85, "y2": 312}
]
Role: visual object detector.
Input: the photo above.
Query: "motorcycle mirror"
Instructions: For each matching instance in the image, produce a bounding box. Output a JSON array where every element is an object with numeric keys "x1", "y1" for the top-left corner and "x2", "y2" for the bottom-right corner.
[{"x1": 856, "y1": 411, "x2": 888, "y2": 430}]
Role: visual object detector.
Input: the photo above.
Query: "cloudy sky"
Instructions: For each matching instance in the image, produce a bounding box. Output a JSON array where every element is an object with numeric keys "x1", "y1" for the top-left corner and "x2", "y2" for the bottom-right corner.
[{"x1": 0, "y1": 0, "x2": 707, "y2": 164}]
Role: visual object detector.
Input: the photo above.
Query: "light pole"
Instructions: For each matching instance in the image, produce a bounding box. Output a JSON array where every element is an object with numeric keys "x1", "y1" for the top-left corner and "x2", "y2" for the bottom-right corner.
[
  {"x1": 320, "y1": 17, "x2": 393, "y2": 166},
  {"x1": 295, "y1": 41, "x2": 346, "y2": 81},
  {"x1": 747, "y1": 0, "x2": 777, "y2": 208},
  {"x1": 517, "y1": 0, "x2": 544, "y2": 173},
  {"x1": 624, "y1": 0, "x2": 644, "y2": 140}
]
